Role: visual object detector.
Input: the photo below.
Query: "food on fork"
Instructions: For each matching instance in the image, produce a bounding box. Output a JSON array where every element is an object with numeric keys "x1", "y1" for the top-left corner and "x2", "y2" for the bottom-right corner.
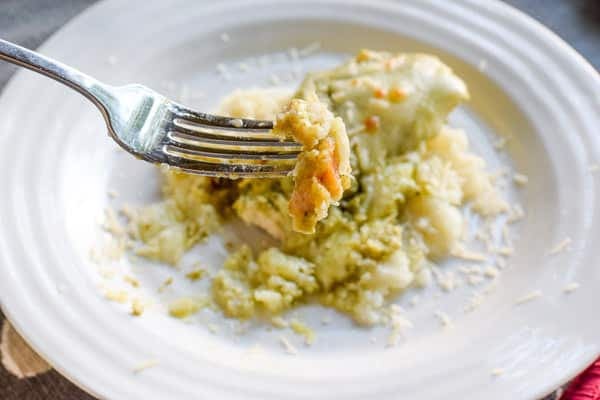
[
  {"x1": 273, "y1": 94, "x2": 351, "y2": 233},
  {"x1": 119, "y1": 50, "x2": 506, "y2": 326}
]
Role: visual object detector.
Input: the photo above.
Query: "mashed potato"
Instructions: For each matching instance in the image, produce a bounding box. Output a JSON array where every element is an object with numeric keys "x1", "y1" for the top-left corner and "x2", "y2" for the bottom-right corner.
[{"x1": 126, "y1": 50, "x2": 505, "y2": 325}]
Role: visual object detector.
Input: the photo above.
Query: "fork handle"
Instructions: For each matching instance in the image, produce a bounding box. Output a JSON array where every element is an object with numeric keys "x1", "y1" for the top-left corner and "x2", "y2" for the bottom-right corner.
[{"x1": 0, "y1": 38, "x2": 111, "y2": 114}]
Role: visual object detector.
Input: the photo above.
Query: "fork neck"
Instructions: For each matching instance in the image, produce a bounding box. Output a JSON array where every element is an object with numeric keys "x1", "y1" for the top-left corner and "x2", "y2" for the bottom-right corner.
[{"x1": 0, "y1": 39, "x2": 112, "y2": 116}]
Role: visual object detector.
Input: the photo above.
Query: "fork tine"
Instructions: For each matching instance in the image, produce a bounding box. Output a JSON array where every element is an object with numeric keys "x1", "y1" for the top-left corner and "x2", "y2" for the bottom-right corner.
[
  {"x1": 172, "y1": 104, "x2": 273, "y2": 130},
  {"x1": 163, "y1": 144, "x2": 297, "y2": 164},
  {"x1": 175, "y1": 163, "x2": 292, "y2": 178},
  {"x1": 172, "y1": 118, "x2": 280, "y2": 141},
  {"x1": 167, "y1": 131, "x2": 302, "y2": 154},
  {"x1": 163, "y1": 152, "x2": 293, "y2": 178}
]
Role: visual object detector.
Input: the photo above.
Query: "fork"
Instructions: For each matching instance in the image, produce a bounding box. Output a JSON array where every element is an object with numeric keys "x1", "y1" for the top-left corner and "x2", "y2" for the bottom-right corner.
[{"x1": 0, "y1": 39, "x2": 300, "y2": 178}]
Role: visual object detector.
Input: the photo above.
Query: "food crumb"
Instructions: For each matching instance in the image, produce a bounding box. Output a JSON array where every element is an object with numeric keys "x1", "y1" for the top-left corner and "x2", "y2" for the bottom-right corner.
[
  {"x1": 207, "y1": 323, "x2": 219, "y2": 334},
  {"x1": 104, "y1": 289, "x2": 128, "y2": 303},
  {"x1": 491, "y1": 368, "x2": 504, "y2": 377},
  {"x1": 124, "y1": 275, "x2": 140, "y2": 288},
  {"x1": 216, "y1": 63, "x2": 231, "y2": 81},
  {"x1": 220, "y1": 33, "x2": 230, "y2": 43},
  {"x1": 102, "y1": 207, "x2": 125, "y2": 236},
  {"x1": 548, "y1": 237, "x2": 572, "y2": 255},
  {"x1": 496, "y1": 258, "x2": 507, "y2": 270},
  {"x1": 434, "y1": 311, "x2": 452, "y2": 328},
  {"x1": 467, "y1": 275, "x2": 484, "y2": 286},
  {"x1": 589, "y1": 164, "x2": 600, "y2": 173},
  {"x1": 290, "y1": 319, "x2": 316, "y2": 345},
  {"x1": 158, "y1": 277, "x2": 173, "y2": 293},
  {"x1": 387, "y1": 305, "x2": 413, "y2": 346},
  {"x1": 464, "y1": 292, "x2": 484, "y2": 313},
  {"x1": 132, "y1": 359, "x2": 159, "y2": 373},
  {"x1": 269, "y1": 73, "x2": 281, "y2": 86},
  {"x1": 320, "y1": 316, "x2": 332, "y2": 325},
  {"x1": 501, "y1": 225, "x2": 512, "y2": 247},
  {"x1": 299, "y1": 41, "x2": 321, "y2": 57},
  {"x1": 237, "y1": 62, "x2": 250, "y2": 72},
  {"x1": 513, "y1": 173, "x2": 528, "y2": 186},
  {"x1": 477, "y1": 59, "x2": 488, "y2": 72},
  {"x1": 131, "y1": 298, "x2": 145, "y2": 316},
  {"x1": 451, "y1": 245, "x2": 487, "y2": 262},
  {"x1": 563, "y1": 282, "x2": 580, "y2": 294},
  {"x1": 515, "y1": 290, "x2": 542, "y2": 305},
  {"x1": 279, "y1": 336, "x2": 298, "y2": 355},
  {"x1": 408, "y1": 295, "x2": 420, "y2": 307},
  {"x1": 494, "y1": 246, "x2": 514, "y2": 257},
  {"x1": 483, "y1": 265, "x2": 499, "y2": 279},
  {"x1": 493, "y1": 137, "x2": 508, "y2": 150},
  {"x1": 168, "y1": 297, "x2": 207, "y2": 318},
  {"x1": 98, "y1": 266, "x2": 117, "y2": 279},
  {"x1": 507, "y1": 204, "x2": 526, "y2": 223},
  {"x1": 370, "y1": 336, "x2": 377, "y2": 344},
  {"x1": 107, "y1": 189, "x2": 119, "y2": 199},
  {"x1": 185, "y1": 269, "x2": 205, "y2": 281},
  {"x1": 270, "y1": 316, "x2": 289, "y2": 329}
]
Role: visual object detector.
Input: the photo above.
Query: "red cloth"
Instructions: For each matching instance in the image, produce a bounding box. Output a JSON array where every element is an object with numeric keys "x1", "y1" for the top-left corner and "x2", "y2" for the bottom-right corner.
[{"x1": 561, "y1": 358, "x2": 600, "y2": 400}]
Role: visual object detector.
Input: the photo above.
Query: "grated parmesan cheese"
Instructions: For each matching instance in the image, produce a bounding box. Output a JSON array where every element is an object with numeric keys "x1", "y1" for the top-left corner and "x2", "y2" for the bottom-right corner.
[
  {"x1": 408, "y1": 295, "x2": 420, "y2": 307},
  {"x1": 496, "y1": 258, "x2": 507, "y2": 269},
  {"x1": 387, "y1": 305, "x2": 413, "y2": 346},
  {"x1": 237, "y1": 62, "x2": 250, "y2": 72},
  {"x1": 124, "y1": 275, "x2": 140, "y2": 288},
  {"x1": 507, "y1": 204, "x2": 525, "y2": 223},
  {"x1": 515, "y1": 290, "x2": 542, "y2": 305},
  {"x1": 279, "y1": 336, "x2": 298, "y2": 355},
  {"x1": 477, "y1": 59, "x2": 488, "y2": 72},
  {"x1": 104, "y1": 289, "x2": 128, "y2": 303},
  {"x1": 493, "y1": 136, "x2": 508, "y2": 150},
  {"x1": 270, "y1": 316, "x2": 289, "y2": 328},
  {"x1": 288, "y1": 47, "x2": 300, "y2": 62},
  {"x1": 451, "y1": 245, "x2": 487, "y2": 262},
  {"x1": 131, "y1": 298, "x2": 145, "y2": 316},
  {"x1": 269, "y1": 73, "x2": 281, "y2": 85},
  {"x1": 464, "y1": 292, "x2": 484, "y2": 313},
  {"x1": 513, "y1": 173, "x2": 529, "y2": 186},
  {"x1": 494, "y1": 246, "x2": 514, "y2": 257},
  {"x1": 483, "y1": 265, "x2": 499, "y2": 278},
  {"x1": 548, "y1": 237, "x2": 572, "y2": 255},
  {"x1": 467, "y1": 275, "x2": 484, "y2": 286},
  {"x1": 290, "y1": 319, "x2": 316, "y2": 345},
  {"x1": 434, "y1": 310, "x2": 452, "y2": 328},
  {"x1": 563, "y1": 282, "x2": 580, "y2": 294},
  {"x1": 207, "y1": 323, "x2": 219, "y2": 334},
  {"x1": 158, "y1": 277, "x2": 173, "y2": 293},
  {"x1": 216, "y1": 63, "x2": 231, "y2": 81},
  {"x1": 298, "y1": 41, "x2": 321, "y2": 57},
  {"x1": 132, "y1": 359, "x2": 159, "y2": 373}
]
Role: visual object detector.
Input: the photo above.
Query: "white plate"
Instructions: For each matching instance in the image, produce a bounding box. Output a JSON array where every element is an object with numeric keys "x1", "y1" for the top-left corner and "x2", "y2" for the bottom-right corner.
[{"x1": 0, "y1": 1, "x2": 599, "y2": 399}]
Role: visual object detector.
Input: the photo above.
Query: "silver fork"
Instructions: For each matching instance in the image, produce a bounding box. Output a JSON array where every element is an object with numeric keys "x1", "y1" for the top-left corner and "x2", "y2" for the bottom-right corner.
[{"x1": 0, "y1": 39, "x2": 300, "y2": 177}]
